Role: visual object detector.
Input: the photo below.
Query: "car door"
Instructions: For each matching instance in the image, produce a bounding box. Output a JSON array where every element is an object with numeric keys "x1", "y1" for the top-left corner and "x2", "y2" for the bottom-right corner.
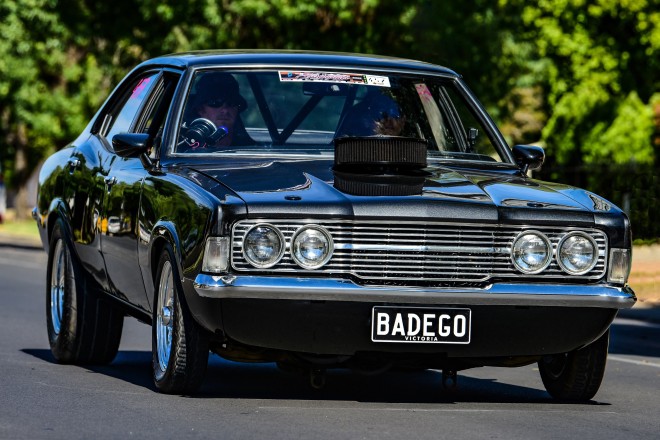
[
  {"x1": 64, "y1": 125, "x2": 117, "y2": 293},
  {"x1": 96, "y1": 70, "x2": 162, "y2": 311},
  {"x1": 100, "y1": 70, "x2": 181, "y2": 313}
]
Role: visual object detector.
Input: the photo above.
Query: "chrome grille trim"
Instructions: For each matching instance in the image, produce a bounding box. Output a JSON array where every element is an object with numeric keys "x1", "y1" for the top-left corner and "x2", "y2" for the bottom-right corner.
[
  {"x1": 334, "y1": 244, "x2": 508, "y2": 254},
  {"x1": 231, "y1": 220, "x2": 608, "y2": 283}
]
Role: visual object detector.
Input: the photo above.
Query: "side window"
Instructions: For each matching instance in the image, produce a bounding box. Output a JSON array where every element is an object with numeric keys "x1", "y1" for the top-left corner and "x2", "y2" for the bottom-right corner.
[
  {"x1": 442, "y1": 86, "x2": 502, "y2": 162},
  {"x1": 141, "y1": 90, "x2": 166, "y2": 134},
  {"x1": 414, "y1": 83, "x2": 457, "y2": 151},
  {"x1": 103, "y1": 72, "x2": 160, "y2": 142},
  {"x1": 138, "y1": 72, "x2": 181, "y2": 158}
]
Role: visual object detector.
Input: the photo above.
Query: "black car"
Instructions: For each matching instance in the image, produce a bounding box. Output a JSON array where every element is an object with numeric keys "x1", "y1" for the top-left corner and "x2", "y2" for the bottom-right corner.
[{"x1": 34, "y1": 50, "x2": 635, "y2": 399}]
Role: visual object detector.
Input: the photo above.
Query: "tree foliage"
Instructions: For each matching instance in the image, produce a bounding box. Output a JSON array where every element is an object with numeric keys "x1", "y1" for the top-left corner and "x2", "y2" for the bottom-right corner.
[
  {"x1": 0, "y1": 0, "x2": 113, "y2": 189},
  {"x1": 500, "y1": 0, "x2": 659, "y2": 166},
  {"x1": 0, "y1": 0, "x2": 658, "y2": 225}
]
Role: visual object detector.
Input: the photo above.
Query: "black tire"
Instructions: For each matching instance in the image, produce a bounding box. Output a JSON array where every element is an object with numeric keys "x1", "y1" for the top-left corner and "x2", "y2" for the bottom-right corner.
[
  {"x1": 152, "y1": 244, "x2": 209, "y2": 394},
  {"x1": 46, "y1": 218, "x2": 124, "y2": 364},
  {"x1": 538, "y1": 330, "x2": 610, "y2": 401}
]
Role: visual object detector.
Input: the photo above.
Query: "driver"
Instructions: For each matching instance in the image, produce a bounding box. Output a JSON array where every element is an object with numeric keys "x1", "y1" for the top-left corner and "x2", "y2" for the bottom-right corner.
[{"x1": 186, "y1": 72, "x2": 251, "y2": 149}]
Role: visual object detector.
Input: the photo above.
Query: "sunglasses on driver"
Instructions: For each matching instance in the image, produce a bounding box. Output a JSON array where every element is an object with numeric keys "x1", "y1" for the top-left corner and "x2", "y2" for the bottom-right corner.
[{"x1": 205, "y1": 98, "x2": 239, "y2": 108}]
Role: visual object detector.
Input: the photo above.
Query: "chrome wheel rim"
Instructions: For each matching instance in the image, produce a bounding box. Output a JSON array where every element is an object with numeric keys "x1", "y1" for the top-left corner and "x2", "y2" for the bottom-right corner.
[
  {"x1": 50, "y1": 240, "x2": 65, "y2": 336},
  {"x1": 156, "y1": 260, "x2": 174, "y2": 378}
]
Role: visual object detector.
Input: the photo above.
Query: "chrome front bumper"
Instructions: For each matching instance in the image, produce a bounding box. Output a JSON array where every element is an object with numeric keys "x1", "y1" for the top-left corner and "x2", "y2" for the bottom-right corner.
[{"x1": 193, "y1": 274, "x2": 636, "y2": 309}]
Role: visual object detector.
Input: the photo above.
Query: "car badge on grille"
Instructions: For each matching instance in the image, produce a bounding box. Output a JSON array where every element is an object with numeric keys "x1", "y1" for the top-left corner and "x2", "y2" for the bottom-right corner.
[{"x1": 588, "y1": 194, "x2": 611, "y2": 211}]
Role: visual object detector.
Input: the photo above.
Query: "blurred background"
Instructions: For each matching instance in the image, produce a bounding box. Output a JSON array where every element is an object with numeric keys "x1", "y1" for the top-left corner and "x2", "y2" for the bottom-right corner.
[{"x1": 0, "y1": 0, "x2": 658, "y2": 242}]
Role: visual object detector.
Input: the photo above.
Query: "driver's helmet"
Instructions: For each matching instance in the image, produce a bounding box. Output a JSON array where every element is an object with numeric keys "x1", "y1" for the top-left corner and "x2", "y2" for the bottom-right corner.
[{"x1": 338, "y1": 90, "x2": 404, "y2": 137}]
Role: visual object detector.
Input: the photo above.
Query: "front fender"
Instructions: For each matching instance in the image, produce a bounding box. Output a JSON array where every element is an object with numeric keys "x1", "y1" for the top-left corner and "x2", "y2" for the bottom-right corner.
[
  {"x1": 138, "y1": 183, "x2": 218, "y2": 311},
  {"x1": 35, "y1": 198, "x2": 72, "y2": 255}
]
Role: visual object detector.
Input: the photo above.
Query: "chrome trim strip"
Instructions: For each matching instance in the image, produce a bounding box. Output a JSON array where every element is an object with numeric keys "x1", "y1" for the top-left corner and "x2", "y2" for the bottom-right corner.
[
  {"x1": 233, "y1": 219, "x2": 611, "y2": 229},
  {"x1": 334, "y1": 243, "x2": 509, "y2": 254},
  {"x1": 193, "y1": 274, "x2": 635, "y2": 309}
]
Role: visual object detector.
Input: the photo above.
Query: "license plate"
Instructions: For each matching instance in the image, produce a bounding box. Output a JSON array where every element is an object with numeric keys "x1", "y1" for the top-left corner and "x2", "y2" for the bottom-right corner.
[{"x1": 371, "y1": 306, "x2": 471, "y2": 344}]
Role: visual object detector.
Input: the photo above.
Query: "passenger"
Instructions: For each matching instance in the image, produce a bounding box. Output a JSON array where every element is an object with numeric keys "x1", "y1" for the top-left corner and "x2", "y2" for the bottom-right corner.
[{"x1": 337, "y1": 89, "x2": 406, "y2": 137}]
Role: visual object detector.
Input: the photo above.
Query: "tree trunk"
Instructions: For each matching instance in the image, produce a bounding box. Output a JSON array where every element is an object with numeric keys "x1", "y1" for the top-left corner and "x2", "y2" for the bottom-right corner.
[
  {"x1": 13, "y1": 123, "x2": 29, "y2": 220},
  {"x1": 14, "y1": 186, "x2": 30, "y2": 220}
]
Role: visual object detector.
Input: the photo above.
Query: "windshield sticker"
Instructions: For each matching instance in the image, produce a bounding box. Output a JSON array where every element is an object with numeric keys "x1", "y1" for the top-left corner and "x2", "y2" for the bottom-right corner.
[
  {"x1": 131, "y1": 77, "x2": 152, "y2": 99},
  {"x1": 415, "y1": 83, "x2": 448, "y2": 150},
  {"x1": 279, "y1": 71, "x2": 391, "y2": 87}
]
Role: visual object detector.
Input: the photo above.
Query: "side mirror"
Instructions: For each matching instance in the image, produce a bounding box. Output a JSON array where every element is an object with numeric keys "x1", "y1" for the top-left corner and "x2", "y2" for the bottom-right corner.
[
  {"x1": 112, "y1": 133, "x2": 154, "y2": 168},
  {"x1": 467, "y1": 128, "x2": 478, "y2": 148},
  {"x1": 512, "y1": 144, "x2": 544, "y2": 176}
]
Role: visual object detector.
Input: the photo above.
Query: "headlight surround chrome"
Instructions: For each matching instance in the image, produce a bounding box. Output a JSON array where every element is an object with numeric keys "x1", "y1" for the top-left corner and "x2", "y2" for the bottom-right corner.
[
  {"x1": 557, "y1": 232, "x2": 598, "y2": 275},
  {"x1": 511, "y1": 230, "x2": 552, "y2": 274},
  {"x1": 291, "y1": 225, "x2": 334, "y2": 269},
  {"x1": 243, "y1": 224, "x2": 285, "y2": 268}
]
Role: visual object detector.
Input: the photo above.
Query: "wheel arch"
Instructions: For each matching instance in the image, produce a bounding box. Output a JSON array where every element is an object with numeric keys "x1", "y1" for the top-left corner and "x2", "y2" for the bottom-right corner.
[
  {"x1": 45, "y1": 199, "x2": 73, "y2": 252},
  {"x1": 148, "y1": 221, "x2": 183, "y2": 286}
]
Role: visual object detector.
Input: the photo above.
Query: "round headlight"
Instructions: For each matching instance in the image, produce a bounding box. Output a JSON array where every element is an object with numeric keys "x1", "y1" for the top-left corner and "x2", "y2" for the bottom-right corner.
[
  {"x1": 243, "y1": 224, "x2": 285, "y2": 268},
  {"x1": 291, "y1": 225, "x2": 334, "y2": 269},
  {"x1": 511, "y1": 231, "x2": 552, "y2": 274},
  {"x1": 557, "y1": 232, "x2": 598, "y2": 275}
]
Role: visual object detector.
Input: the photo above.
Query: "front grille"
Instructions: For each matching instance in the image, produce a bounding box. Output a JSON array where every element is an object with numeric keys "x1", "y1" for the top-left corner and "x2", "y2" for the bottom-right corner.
[{"x1": 231, "y1": 220, "x2": 608, "y2": 284}]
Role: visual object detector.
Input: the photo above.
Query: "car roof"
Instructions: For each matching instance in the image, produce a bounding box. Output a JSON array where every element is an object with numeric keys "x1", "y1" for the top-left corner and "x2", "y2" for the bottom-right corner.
[{"x1": 137, "y1": 50, "x2": 460, "y2": 77}]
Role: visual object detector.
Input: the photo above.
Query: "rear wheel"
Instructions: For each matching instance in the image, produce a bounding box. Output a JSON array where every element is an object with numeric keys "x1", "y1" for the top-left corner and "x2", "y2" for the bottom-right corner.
[
  {"x1": 46, "y1": 219, "x2": 124, "y2": 364},
  {"x1": 152, "y1": 244, "x2": 209, "y2": 394},
  {"x1": 538, "y1": 330, "x2": 609, "y2": 401}
]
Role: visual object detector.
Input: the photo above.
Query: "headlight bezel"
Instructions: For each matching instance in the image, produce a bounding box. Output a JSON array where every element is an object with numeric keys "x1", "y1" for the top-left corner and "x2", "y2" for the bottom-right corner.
[
  {"x1": 290, "y1": 225, "x2": 334, "y2": 270},
  {"x1": 242, "y1": 223, "x2": 286, "y2": 269},
  {"x1": 511, "y1": 230, "x2": 553, "y2": 274},
  {"x1": 557, "y1": 231, "x2": 599, "y2": 275}
]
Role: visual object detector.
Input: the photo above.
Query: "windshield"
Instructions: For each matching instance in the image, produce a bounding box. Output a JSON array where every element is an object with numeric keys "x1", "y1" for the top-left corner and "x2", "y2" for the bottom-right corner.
[{"x1": 175, "y1": 69, "x2": 506, "y2": 163}]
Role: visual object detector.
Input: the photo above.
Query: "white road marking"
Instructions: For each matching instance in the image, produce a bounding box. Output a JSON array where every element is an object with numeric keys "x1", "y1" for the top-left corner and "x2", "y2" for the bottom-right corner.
[
  {"x1": 614, "y1": 317, "x2": 660, "y2": 329},
  {"x1": 608, "y1": 355, "x2": 660, "y2": 369},
  {"x1": 258, "y1": 406, "x2": 618, "y2": 414}
]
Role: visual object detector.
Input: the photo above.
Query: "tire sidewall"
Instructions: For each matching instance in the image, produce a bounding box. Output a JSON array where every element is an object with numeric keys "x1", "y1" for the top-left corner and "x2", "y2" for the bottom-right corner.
[
  {"x1": 539, "y1": 330, "x2": 609, "y2": 401},
  {"x1": 151, "y1": 243, "x2": 209, "y2": 394},
  {"x1": 151, "y1": 244, "x2": 183, "y2": 390},
  {"x1": 46, "y1": 219, "x2": 79, "y2": 361}
]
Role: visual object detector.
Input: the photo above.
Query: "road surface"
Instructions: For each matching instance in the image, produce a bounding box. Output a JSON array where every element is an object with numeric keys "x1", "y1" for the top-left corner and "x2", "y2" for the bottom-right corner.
[{"x1": 1, "y1": 245, "x2": 658, "y2": 439}]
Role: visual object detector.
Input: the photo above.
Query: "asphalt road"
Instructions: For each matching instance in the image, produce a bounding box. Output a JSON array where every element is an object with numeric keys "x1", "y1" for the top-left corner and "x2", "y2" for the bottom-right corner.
[{"x1": 1, "y1": 245, "x2": 659, "y2": 439}]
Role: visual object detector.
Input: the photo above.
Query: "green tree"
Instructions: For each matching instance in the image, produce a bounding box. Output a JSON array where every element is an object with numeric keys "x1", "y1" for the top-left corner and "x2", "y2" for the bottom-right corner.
[
  {"x1": 0, "y1": 0, "x2": 114, "y2": 217},
  {"x1": 1, "y1": 0, "x2": 421, "y2": 218},
  {"x1": 500, "y1": 0, "x2": 659, "y2": 166},
  {"x1": 2, "y1": 0, "x2": 658, "y2": 227},
  {"x1": 407, "y1": 1, "x2": 523, "y2": 116}
]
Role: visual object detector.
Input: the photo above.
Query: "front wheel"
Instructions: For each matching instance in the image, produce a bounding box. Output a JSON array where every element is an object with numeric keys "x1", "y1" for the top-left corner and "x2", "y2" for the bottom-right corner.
[
  {"x1": 152, "y1": 244, "x2": 209, "y2": 394},
  {"x1": 538, "y1": 330, "x2": 609, "y2": 401}
]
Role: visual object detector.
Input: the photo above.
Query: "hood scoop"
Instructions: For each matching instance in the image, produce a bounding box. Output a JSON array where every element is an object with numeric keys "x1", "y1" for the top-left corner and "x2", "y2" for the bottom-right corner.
[
  {"x1": 334, "y1": 171, "x2": 425, "y2": 196},
  {"x1": 334, "y1": 136, "x2": 428, "y2": 173},
  {"x1": 333, "y1": 136, "x2": 429, "y2": 196}
]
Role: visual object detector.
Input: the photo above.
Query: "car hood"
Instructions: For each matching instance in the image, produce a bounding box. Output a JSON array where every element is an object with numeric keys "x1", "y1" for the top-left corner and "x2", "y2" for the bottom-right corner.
[{"x1": 191, "y1": 157, "x2": 603, "y2": 224}]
